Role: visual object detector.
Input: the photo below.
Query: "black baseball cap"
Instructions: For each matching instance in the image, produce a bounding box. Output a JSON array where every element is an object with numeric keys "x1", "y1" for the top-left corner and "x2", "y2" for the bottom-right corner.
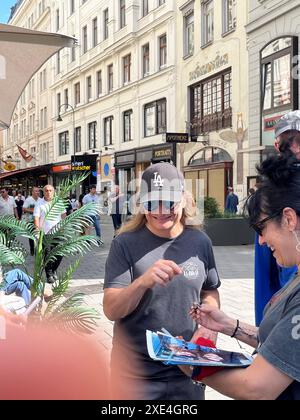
[{"x1": 139, "y1": 163, "x2": 185, "y2": 203}]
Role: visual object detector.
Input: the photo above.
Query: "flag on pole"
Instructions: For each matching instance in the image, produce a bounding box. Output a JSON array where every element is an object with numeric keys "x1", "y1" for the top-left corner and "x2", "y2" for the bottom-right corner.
[{"x1": 16, "y1": 144, "x2": 33, "y2": 162}]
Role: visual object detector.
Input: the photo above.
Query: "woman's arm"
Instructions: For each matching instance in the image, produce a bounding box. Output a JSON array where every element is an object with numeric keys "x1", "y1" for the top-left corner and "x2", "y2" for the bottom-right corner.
[
  {"x1": 192, "y1": 289, "x2": 220, "y2": 344},
  {"x1": 203, "y1": 354, "x2": 293, "y2": 400},
  {"x1": 104, "y1": 259, "x2": 182, "y2": 321},
  {"x1": 191, "y1": 304, "x2": 259, "y2": 348}
]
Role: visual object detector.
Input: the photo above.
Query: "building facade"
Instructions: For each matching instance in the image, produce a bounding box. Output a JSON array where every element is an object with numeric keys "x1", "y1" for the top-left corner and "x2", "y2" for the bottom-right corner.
[
  {"x1": 246, "y1": 0, "x2": 300, "y2": 188},
  {"x1": 175, "y1": 0, "x2": 249, "y2": 210},
  {"x1": 1, "y1": 0, "x2": 177, "y2": 195},
  {"x1": 1, "y1": 0, "x2": 53, "y2": 191}
]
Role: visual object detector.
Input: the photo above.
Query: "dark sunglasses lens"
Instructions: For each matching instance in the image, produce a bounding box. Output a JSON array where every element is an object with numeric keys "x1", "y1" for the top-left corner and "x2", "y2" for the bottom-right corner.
[{"x1": 144, "y1": 201, "x2": 176, "y2": 212}]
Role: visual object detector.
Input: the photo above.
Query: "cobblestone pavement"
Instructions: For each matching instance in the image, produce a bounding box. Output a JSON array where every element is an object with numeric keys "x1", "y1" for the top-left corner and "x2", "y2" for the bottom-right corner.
[{"x1": 24, "y1": 215, "x2": 255, "y2": 400}]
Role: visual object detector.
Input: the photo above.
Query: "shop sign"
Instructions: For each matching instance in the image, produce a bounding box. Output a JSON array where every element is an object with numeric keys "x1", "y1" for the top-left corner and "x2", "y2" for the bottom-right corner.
[
  {"x1": 52, "y1": 164, "x2": 71, "y2": 173},
  {"x1": 189, "y1": 54, "x2": 229, "y2": 82},
  {"x1": 165, "y1": 133, "x2": 189, "y2": 143},
  {"x1": 71, "y1": 155, "x2": 97, "y2": 172},
  {"x1": 264, "y1": 115, "x2": 284, "y2": 131},
  {"x1": 153, "y1": 147, "x2": 173, "y2": 160}
]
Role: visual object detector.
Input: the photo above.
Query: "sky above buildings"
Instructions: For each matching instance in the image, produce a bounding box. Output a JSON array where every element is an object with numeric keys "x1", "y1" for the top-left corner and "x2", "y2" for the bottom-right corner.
[{"x1": 0, "y1": 0, "x2": 17, "y2": 23}]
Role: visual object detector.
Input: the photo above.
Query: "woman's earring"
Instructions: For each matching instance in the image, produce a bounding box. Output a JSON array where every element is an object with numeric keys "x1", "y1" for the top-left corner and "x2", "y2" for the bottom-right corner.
[{"x1": 292, "y1": 231, "x2": 300, "y2": 253}]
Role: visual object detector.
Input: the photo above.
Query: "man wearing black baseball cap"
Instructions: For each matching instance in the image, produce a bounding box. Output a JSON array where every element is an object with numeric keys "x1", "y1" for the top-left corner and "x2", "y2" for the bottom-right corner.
[
  {"x1": 104, "y1": 162, "x2": 221, "y2": 400},
  {"x1": 255, "y1": 111, "x2": 300, "y2": 325}
]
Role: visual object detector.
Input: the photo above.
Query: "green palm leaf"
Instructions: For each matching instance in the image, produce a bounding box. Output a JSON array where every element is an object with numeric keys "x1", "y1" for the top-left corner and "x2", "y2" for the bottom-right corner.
[
  {"x1": 0, "y1": 216, "x2": 36, "y2": 240},
  {"x1": 45, "y1": 260, "x2": 81, "y2": 314},
  {"x1": 44, "y1": 236, "x2": 100, "y2": 266},
  {"x1": 46, "y1": 306, "x2": 100, "y2": 335}
]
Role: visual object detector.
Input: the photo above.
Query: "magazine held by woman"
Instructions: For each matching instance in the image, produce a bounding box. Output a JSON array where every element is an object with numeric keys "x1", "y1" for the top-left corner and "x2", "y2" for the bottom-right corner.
[{"x1": 146, "y1": 330, "x2": 253, "y2": 368}]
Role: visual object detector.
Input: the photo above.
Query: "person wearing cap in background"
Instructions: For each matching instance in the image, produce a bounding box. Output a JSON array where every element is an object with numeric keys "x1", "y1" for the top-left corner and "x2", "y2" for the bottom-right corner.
[
  {"x1": 254, "y1": 111, "x2": 300, "y2": 326},
  {"x1": 103, "y1": 162, "x2": 221, "y2": 400}
]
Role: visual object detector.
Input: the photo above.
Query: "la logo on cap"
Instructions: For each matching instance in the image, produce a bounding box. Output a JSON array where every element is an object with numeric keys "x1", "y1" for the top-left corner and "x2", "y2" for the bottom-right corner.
[{"x1": 153, "y1": 172, "x2": 164, "y2": 187}]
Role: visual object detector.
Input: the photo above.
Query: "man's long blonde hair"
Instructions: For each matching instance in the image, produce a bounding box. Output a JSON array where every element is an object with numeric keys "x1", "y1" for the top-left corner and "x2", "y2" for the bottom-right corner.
[{"x1": 118, "y1": 191, "x2": 202, "y2": 235}]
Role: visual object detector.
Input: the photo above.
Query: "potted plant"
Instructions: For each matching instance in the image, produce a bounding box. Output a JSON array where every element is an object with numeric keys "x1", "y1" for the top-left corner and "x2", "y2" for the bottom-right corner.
[
  {"x1": 203, "y1": 197, "x2": 255, "y2": 246},
  {"x1": 0, "y1": 173, "x2": 101, "y2": 335}
]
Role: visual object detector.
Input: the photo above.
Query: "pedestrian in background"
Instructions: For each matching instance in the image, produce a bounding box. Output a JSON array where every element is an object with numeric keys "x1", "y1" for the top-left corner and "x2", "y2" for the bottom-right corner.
[
  {"x1": 15, "y1": 191, "x2": 24, "y2": 220},
  {"x1": 23, "y1": 187, "x2": 43, "y2": 256},
  {"x1": 225, "y1": 187, "x2": 239, "y2": 214},
  {"x1": 104, "y1": 162, "x2": 220, "y2": 400},
  {"x1": 0, "y1": 188, "x2": 18, "y2": 218},
  {"x1": 82, "y1": 185, "x2": 102, "y2": 239},
  {"x1": 34, "y1": 185, "x2": 66, "y2": 284}
]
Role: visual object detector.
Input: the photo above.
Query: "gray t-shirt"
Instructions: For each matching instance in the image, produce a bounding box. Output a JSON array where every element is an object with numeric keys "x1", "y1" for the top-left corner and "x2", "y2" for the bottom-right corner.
[
  {"x1": 104, "y1": 226, "x2": 220, "y2": 379},
  {"x1": 258, "y1": 277, "x2": 300, "y2": 400}
]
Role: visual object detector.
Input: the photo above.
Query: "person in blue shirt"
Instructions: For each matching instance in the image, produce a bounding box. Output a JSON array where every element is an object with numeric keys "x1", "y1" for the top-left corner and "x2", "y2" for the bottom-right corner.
[
  {"x1": 254, "y1": 111, "x2": 300, "y2": 325},
  {"x1": 225, "y1": 187, "x2": 239, "y2": 214}
]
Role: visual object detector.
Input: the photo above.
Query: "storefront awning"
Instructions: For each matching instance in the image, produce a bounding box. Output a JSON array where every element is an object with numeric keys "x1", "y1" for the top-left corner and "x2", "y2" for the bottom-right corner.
[{"x1": 0, "y1": 164, "x2": 52, "y2": 180}]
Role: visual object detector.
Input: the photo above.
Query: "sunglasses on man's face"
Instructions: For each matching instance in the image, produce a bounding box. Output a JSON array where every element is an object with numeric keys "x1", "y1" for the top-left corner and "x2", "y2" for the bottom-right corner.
[
  {"x1": 251, "y1": 212, "x2": 282, "y2": 236},
  {"x1": 143, "y1": 200, "x2": 178, "y2": 212}
]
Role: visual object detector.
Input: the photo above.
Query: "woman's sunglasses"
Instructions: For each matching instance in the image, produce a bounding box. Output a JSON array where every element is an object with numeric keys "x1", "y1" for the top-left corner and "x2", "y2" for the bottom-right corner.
[
  {"x1": 143, "y1": 200, "x2": 178, "y2": 212},
  {"x1": 250, "y1": 212, "x2": 282, "y2": 236}
]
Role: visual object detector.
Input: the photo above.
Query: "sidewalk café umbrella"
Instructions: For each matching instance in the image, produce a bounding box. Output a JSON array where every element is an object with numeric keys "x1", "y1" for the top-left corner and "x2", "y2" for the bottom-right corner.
[{"x1": 0, "y1": 23, "x2": 76, "y2": 129}]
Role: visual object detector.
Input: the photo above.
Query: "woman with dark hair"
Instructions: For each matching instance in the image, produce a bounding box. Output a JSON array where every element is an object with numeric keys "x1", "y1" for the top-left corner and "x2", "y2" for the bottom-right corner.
[{"x1": 185, "y1": 155, "x2": 300, "y2": 400}]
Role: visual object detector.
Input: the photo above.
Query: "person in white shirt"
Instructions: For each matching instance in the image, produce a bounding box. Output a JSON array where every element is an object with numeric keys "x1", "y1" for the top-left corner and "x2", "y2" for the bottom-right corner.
[
  {"x1": 0, "y1": 188, "x2": 18, "y2": 218},
  {"x1": 34, "y1": 185, "x2": 66, "y2": 284},
  {"x1": 23, "y1": 187, "x2": 43, "y2": 256}
]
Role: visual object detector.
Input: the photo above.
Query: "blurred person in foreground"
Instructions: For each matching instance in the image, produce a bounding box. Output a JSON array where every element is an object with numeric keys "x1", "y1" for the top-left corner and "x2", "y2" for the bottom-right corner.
[
  {"x1": 104, "y1": 162, "x2": 220, "y2": 400},
  {"x1": 184, "y1": 154, "x2": 300, "y2": 400},
  {"x1": 0, "y1": 307, "x2": 129, "y2": 400},
  {"x1": 254, "y1": 111, "x2": 300, "y2": 325}
]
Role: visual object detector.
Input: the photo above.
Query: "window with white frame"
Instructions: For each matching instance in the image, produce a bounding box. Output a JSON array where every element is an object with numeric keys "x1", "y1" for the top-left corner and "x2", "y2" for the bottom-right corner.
[
  {"x1": 59, "y1": 131, "x2": 69, "y2": 155},
  {"x1": 104, "y1": 116, "x2": 114, "y2": 146},
  {"x1": 64, "y1": 88, "x2": 69, "y2": 107},
  {"x1": 82, "y1": 25, "x2": 88, "y2": 53},
  {"x1": 56, "y1": 9, "x2": 60, "y2": 31},
  {"x1": 86, "y1": 76, "x2": 92, "y2": 101},
  {"x1": 142, "y1": 0, "x2": 149, "y2": 17},
  {"x1": 75, "y1": 127, "x2": 81, "y2": 152},
  {"x1": 144, "y1": 99, "x2": 166, "y2": 137},
  {"x1": 184, "y1": 11, "x2": 194, "y2": 57},
  {"x1": 88, "y1": 121, "x2": 97, "y2": 149},
  {"x1": 93, "y1": 17, "x2": 98, "y2": 47},
  {"x1": 70, "y1": 0, "x2": 75, "y2": 15},
  {"x1": 57, "y1": 92, "x2": 61, "y2": 116},
  {"x1": 97, "y1": 70, "x2": 102, "y2": 96},
  {"x1": 261, "y1": 37, "x2": 297, "y2": 112},
  {"x1": 108, "y1": 64, "x2": 113, "y2": 92},
  {"x1": 159, "y1": 34, "x2": 167, "y2": 68},
  {"x1": 142, "y1": 43, "x2": 150, "y2": 77},
  {"x1": 222, "y1": 0, "x2": 236, "y2": 34},
  {"x1": 56, "y1": 51, "x2": 61, "y2": 74},
  {"x1": 74, "y1": 82, "x2": 80, "y2": 105},
  {"x1": 104, "y1": 9, "x2": 109, "y2": 40},
  {"x1": 120, "y1": 0, "x2": 126, "y2": 29},
  {"x1": 202, "y1": 0, "x2": 214, "y2": 46},
  {"x1": 123, "y1": 54, "x2": 131, "y2": 85},
  {"x1": 123, "y1": 110, "x2": 133, "y2": 142},
  {"x1": 40, "y1": 143, "x2": 49, "y2": 164}
]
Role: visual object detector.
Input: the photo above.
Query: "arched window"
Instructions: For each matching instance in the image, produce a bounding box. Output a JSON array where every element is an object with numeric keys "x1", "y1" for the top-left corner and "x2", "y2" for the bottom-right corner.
[{"x1": 188, "y1": 147, "x2": 232, "y2": 166}]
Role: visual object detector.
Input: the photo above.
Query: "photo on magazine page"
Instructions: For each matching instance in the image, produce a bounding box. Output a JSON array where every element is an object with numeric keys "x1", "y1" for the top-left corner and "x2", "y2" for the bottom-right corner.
[{"x1": 146, "y1": 330, "x2": 253, "y2": 368}]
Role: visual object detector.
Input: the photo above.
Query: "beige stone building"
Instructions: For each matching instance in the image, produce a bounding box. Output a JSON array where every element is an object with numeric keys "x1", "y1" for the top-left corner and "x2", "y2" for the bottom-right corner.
[
  {"x1": 1, "y1": 0, "x2": 53, "y2": 191},
  {"x1": 175, "y1": 0, "x2": 249, "y2": 210},
  {"x1": 247, "y1": 0, "x2": 300, "y2": 185},
  {"x1": 1, "y1": 0, "x2": 178, "y2": 194}
]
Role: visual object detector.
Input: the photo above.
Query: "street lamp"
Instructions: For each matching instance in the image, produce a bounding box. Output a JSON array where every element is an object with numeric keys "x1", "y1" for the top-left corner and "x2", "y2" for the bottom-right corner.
[{"x1": 57, "y1": 103, "x2": 76, "y2": 169}]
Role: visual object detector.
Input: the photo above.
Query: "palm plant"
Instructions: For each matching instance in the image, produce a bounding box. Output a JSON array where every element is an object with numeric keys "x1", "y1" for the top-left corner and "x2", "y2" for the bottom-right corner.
[{"x1": 0, "y1": 173, "x2": 101, "y2": 335}]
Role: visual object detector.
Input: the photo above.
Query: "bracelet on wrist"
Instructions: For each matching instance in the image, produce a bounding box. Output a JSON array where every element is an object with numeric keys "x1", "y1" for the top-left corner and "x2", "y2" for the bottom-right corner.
[{"x1": 231, "y1": 319, "x2": 239, "y2": 338}]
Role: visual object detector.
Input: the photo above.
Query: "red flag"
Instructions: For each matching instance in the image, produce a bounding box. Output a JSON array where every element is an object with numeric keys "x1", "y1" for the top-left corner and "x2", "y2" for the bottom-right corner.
[{"x1": 17, "y1": 144, "x2": 33, "y2": 162}]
